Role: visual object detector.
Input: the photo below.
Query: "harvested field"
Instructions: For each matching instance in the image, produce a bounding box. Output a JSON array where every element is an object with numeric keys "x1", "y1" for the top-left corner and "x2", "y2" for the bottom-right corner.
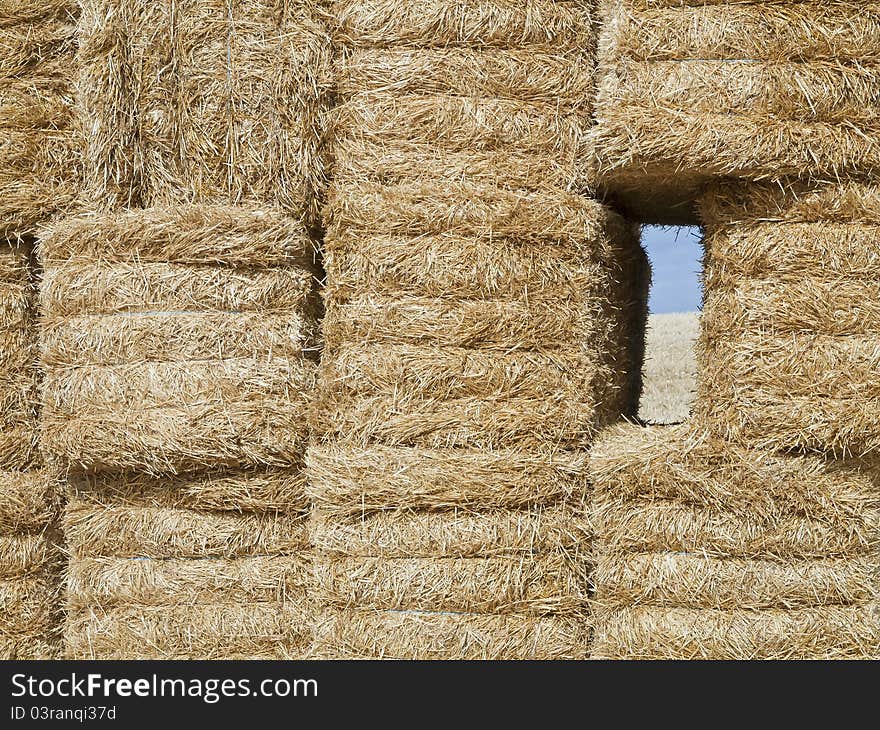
[
  {"x1": 76, "y1": 0, "x2": 332, "y2": 223},
  {"x1": 589, "y1": 423, "x2": 880, "y2": 659},
  {"x1": 592, "y1": 0, "x2": 880, "y2": 224},
  {"x1": 639, "y1": 312, "x2": 698, "y2": 424},
  {"x1": 696, "y1": 180, "x2": 880, "y2": 456}
]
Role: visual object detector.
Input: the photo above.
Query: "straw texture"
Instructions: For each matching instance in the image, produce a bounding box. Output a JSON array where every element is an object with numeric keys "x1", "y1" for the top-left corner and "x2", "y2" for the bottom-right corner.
[
  {"x1": 592, "y1": 0, "x2": 880, "y2": 224},
  {"x1": 39, "y1": 206, "x2": 320, "y2": 474},
  {"x1": 0, "y1": 1, "x2": 79, "y2": 238},
  {"x1": 76, "y1": 0, "x2": 332, "y2": 224},
  {"x1": 309, "y1": 0, "x2": 647, "y2": 659},
  {"x1": 63, "y1": 469, "x2": 312, "y2": 659},
  {"x1": 697, "y1": 180, "x2": 880, "y2": 456},
  {"x1": 589, "y1": 423, "x2": 880, "y2": 659}
]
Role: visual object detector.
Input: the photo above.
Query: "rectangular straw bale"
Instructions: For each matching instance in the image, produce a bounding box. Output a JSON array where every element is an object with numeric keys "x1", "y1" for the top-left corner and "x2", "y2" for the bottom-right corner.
[
  {"x1": 307, "y1": 444, "x2": 588, "y2": 517},
  {"x1": 315, "y1": 554, "x2": 588, "y2": 615},
  {"x1": 697, "y1": 181, "x2": 880, "y2": 455},
  {"x1": 326, "y1": 181, "x2": 610, "y2": 243},
  {"x1": 590, "y1": 423, "x2": 880, "y2": 658},
  {"x1": 331, "y1": 0, "x2": 596, "y2": 193},
  {"x1": 67, "y1": 555, "x2": 312, "y2": 609},
  {"x1": 43, "y1": 358, "x2": 314, "y2": 473},
  {"x1": 65, "y1": 603, "x2": 312, "y2": 660},
  {"x1": 330, "y1": 0, "x2": 594, "y2": 49},
  {"x1": 0, "y1": 470, "x2": 59, "y2": 532},
  {"x1": 337, "y1": 47, "x2": 593, "y2": 103},
  {"x1": 77, "y1": 0, "x2": 332, "y2": 221},
  {"x1": 592, "y1": 1, "x2": 880, "y2": 224},
  {"x1": 312, "y1": 343, "x2": 599, "y2": 451},
  {"x1": 592, "y1": 604, "x2": 879, "y2": 660},
  {"x1": 313, "y1": 609, "x2": 589, "y2": 660},
  {"x1": 310, "y1": 504, "x2": 587, "y2": 557},
  {"x1": 39, "y1": 206, "x2": 320, "y2": 473},
  {"x1": 64, "y1": 498, "x2": 309, "y2": 560},
  {"x1": 41, "y1": 312, "x2": 317, "y2": 368},
  {"x1": 331, "y1": 97, "x2": 591, "y2": 193},
  {"x1": 323, "y1": 232, "x2": 606, "y2": 301},
  {"x1": 68, "y1": 468, "x2": 309, "y2": 516},
  {"x1": 595, "y1": 553, "x2": 878, "y2": 610},
  {"x1": 0, "y1": 3, "x2": 78, "y2": 237},
  {"x1": 590, "y1": 423, "x2": 880, "y2": 555}
]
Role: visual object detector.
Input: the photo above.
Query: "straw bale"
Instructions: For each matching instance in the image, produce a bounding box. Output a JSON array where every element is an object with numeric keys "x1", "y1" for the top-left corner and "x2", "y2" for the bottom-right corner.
[
  {"x1": 697, "y1": 181, "x2": 880, "y2": 455},
  {"x1": 592, "y1": 1, "x2": 880, "y2": 224},
  {"x1": 315, "y1": 554, "x2": 587, "y2": 615},
  {"x1": 699, "y1": 179, "x2": 880, "y2": 225},
  {"x1": 39, "y1": 205, "x2": 317, "y2": 266},
  {"x1": 313, "y1": 609, "x2": 589, "y2": 660},
  {"x1": 41, "y1": 312, "x2": 317, "y2": 368},
  {"x1": 326, "y1": 181, "x2": 611, "y2": 243},
  {"x1": 590, "y1": 424, "x2": 880, "y2": 554},
  {"x1": 323, "y1": 231, "x2": 608, "y2": 301},
  {"x1": 0, "y1": 635, "x2": 61, "y2": 660},
  {"x1": 322, "y1": 295, "x2": 599, "y2": 352},
  {"x1": 42, "y1": 263, "x2": 315, "y2": 319},
  {"x1": 66, "y1": 603, "x2": 311, "y2": 660},
  {"x1": 0, "y1": 470, "x2": 58, "y2": 532},
  {"x1": 0, "y1": 3, "x2": 78, "y2": 237},
  {"x1": 68, "y1": 468, "x2": 309, "y2": 515},
  {"x1": 310, "y1": 504, "x2": 587, "y2": 557},
  {"x1": 313, "y1": 344, "x2": 598, "y2": 450},
  {"x1": 42, "y1": 357, "x2": 314, "y2": 473},
  {"x1": 40, "y1": 206, "x2": 320, "y2": 473},
  {"x1": 0, "y1": 574, "x2": 61, "y2": 636},
  {"x1": 64, "y1": 498, "x2": 309, "y2": 559},
  {"x1": 67, "y1": 555, "x2": 311, "y2": 609},
  {"x1": 594, "y1": 500, "x2": 878, "y2": 560},
  {"x1": 595, "y1": 553, "x2": 877, "y2": 610},
  {"x1": 77, "y1": 0, "x2": 332, "y2": 221},
  {"x1": 331, "y1": 0, "x2": 594, "y2": 49},
  {"x1": 590, "y1": 423, "x2": 880, "y2": 658},
  {"x1": 337, "y1": 47, "x2": 593, "y2": 103},
  {"x1": 331, "y1": 97, "x2": 591, "y2": 192},
  {"x1": 592, "y1": 604, "x2": 879, "y2": 660},
  {"x1": 608, "y1": 2, "x2": 880, "y2": 62},
  {"x1": 307, "y1": 444, "x2": 587, "y2": 517},
  {"x1": 0, "y1": 534, "x2": 62, "y2": 578}
]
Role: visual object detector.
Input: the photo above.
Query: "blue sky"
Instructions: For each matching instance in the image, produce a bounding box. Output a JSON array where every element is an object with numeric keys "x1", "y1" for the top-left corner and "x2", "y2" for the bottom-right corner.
[{"x1": 642, "y1": 226, "x2": 702, "y2": 314}]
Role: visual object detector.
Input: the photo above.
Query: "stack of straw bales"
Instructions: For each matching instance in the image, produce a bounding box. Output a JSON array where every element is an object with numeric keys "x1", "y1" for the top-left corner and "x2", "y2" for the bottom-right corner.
[
  {"x1": 0, "y1": 240, "x2": 63, "y2": 658},
  {"x1": 41, "y1": 209, "x2": 321, "y2": 658},
  {"x1": 309, "y1": 0, "x2": 649, "y2": 659},
  {"x1": 63, "y1": 471, "x2": 312, "y2": 659},
  {"x1": 592, "y1": 0, "x2": 880, "y2": 224},
  {"x1": 76, "y1": 0, "x2": 332, "y2": 225},
  {"x1": 0, "y1": 1, "x2": 79, "y2": 238},
  {"x1": 590, "y1": 424, "x2": 879, "y2": 659},
  {"x1": 697, "y1": 181, "x2": 880, "y2": 457},
  {"x1": 40, "y1": 0, "x2": 331, "y2": 659}
]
